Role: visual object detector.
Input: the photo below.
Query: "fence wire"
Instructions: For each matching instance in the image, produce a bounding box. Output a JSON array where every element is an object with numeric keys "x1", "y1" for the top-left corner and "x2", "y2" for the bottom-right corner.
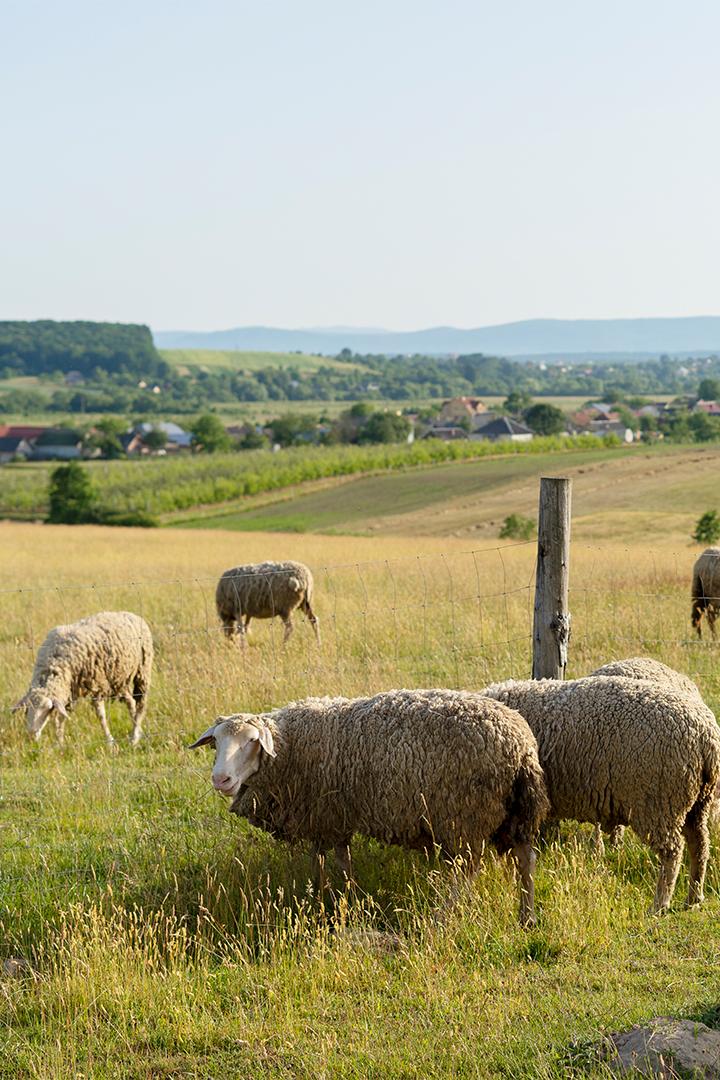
[{"x1": 2, "y1": 539, "x2": 719, "y2": 889}]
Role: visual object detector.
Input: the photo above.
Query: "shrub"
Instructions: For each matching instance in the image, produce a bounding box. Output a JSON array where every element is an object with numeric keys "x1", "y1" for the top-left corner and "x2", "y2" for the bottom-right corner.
[
  {"x1": 46, "y1": 462, "x2": 99, "y2": 524},
  {"x1": 692, "y1": 510, "x2": 720, "y2": 545},
  {"x1": 499, "y1": 513, "x2": 536, "y2": 541}
]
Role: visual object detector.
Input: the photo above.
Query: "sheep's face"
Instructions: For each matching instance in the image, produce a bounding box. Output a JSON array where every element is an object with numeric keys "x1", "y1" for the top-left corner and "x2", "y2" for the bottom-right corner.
[
  {"x1": 189, "y1": 715, "x2": 276, "y2": 799},
  {"x1": 11, "y1": 689, "x2": 69, "y2": 739}
]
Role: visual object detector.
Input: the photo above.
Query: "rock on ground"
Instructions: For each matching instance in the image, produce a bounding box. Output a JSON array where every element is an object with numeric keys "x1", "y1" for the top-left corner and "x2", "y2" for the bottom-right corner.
[{"x1": 606, "y1": 1016, "x2": 720, "y2": 1078}]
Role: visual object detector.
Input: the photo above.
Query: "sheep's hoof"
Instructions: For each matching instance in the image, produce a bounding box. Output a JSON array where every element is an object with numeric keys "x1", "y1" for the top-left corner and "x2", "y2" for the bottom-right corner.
[
  {"x1": 685, "y1": 897, "x2": 704, "y2": 910},
  {"x1": 106, "y1": 739, "x2": 118, "y2": 755}
]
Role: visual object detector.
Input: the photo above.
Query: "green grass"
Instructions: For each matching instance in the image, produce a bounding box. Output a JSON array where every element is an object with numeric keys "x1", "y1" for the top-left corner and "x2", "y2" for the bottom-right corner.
[
  {"x1": 2, "y1": 524, "x2": 720, "y2": 1076},
  {"x1": 160, "y1": 348, "x2": 365, "y2": 373}
]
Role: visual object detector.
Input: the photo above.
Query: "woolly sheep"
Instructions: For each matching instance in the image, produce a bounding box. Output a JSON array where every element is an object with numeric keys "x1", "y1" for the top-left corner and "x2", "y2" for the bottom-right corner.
[
  {"x1": 590, "y1": 657, "x2": 699, "y2": 697},
  {"x1": 588, "y1": 658, "x2": 702, "y2": 851},
  {"x1": 691, "y1": 547, "x2": 720, "y2": 639},
  {"x1": 479, "y1": 676, "x2": 720, "y2": 912},
  {"x1": 189, "y1": 688, "x2": 550, "y2": 926},
  {"x1": 216, "y1": 560, "x2": 320, "y2": 646},
  {"x1": 12, "y1": 611, "x2": 153, "y2": 747}
]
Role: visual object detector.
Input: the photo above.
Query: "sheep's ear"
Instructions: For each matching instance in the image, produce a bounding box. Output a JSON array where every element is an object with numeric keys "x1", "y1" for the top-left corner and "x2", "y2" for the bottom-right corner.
[
  {"x1": 51, "y1": 699, "x2": 69, "y2": 718},
  {"x1": 257, "y1": 724, "x2": 276, "y2": 758},
  {"x1": 188, "y1": 725, "x2": 217, "y2": 749},
  {"x1": 10, "y1": 696, "x2": 28, "y2": 713}
]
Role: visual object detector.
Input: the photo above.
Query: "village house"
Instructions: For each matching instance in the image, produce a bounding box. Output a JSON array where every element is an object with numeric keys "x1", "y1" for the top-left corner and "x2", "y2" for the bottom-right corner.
[
  {"x1": 471, "y1": 416, "x2": 534, "y2": 443},
  {"x1": 0, "y1": 435, "x2": 33, "y2": 463},
  {"x1": 436, "y1": 396, "x2": 489, "y2": 425}
]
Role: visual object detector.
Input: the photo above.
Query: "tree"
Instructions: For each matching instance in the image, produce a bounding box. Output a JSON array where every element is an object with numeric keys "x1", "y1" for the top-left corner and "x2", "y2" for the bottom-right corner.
[
  {"x1": 357, "y1": 412, "x2": 411, "y2": 444},
  {"x1": 237, "y1": 429, "x2": 268, "y2": 450},
  {"x1": 142, "y1": 427, "x2": 168, "y2": 452},
  {"x1": 47, "y1": 462, "x2": 98, "y2": 524},
  {"x1": 523, "y1": 403, "x2": 566, "y2": 436},
  {"x1": 698, "y1": 378, "x2": 720, "y2": 401},
  {"x1": 191, "y1": 414, "x2": 231, "y2": 453},
  {"x1": 693, "y1": 510, "x2": 720, "y2": 545},
  {"x1": 502, "y1": 390, "x2": 533, "y2": 416}
]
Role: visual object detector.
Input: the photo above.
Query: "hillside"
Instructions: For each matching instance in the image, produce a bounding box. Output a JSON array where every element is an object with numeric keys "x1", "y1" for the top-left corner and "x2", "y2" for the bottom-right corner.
[{"x1": 154, "y1": 316, "x2": 720, "y2": 357}]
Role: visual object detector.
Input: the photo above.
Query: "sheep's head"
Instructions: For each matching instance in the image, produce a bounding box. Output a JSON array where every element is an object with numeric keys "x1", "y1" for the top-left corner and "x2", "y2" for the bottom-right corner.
[
  {"x1": 189, "y1": 715, "x2": 276, "y2": 799},
  {"x1": 11, "y1": 688, "x2": 69, "y2": 739}
]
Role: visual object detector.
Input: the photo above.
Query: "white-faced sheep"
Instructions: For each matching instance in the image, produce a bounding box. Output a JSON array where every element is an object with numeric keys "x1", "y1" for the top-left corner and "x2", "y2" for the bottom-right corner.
[
  {"x1": 215, "y1": 560, "x2": 319, "y2": 646},
  {"x1": 588, "y1": 657, "x2": 702, "y2": 852},
  {"x1": 691, "y1": 547, "x2": 720, "y2": 639},
  {"x1": 479, "y1": 676, "x2": 720, "y2": 912},
  {"x1": 189, "y1": 688, "x2": 550, "y2": 927},
  {"x1": 12, "y1": 611, "x2": 153, "y2": 747}
]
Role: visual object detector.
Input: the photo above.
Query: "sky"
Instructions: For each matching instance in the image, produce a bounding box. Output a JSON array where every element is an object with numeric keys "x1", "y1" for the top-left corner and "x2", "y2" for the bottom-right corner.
[{"x1": 2, "y1": 0, "x2": 720, "y2": 331}]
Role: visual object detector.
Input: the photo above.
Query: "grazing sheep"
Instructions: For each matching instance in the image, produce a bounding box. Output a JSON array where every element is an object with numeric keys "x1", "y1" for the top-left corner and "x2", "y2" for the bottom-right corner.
[
  {"x1": 479, "y1": 676, "x2": 720, "y2": 912},
  {"x1": 12, "y1": 611, "x2": 153, "y2": 747},
  {"x1": 589, "y1": 657, "x2": 702, "y2": 852},
  {"x1": 215, "y1": 560, "x2": 319, "y2": 646},
  {"x1": 691, "y1": 547, "x2": 720, "y2": 639},
  {"x1": 189, "y1": 688, "x2": 550, "y2": 926}
]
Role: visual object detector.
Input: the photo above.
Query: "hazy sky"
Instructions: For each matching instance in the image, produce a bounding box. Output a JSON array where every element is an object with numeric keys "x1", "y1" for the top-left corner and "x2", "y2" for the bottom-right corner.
[{"x1": 3, "y1": 1, "x2": 719, "y2": 330}]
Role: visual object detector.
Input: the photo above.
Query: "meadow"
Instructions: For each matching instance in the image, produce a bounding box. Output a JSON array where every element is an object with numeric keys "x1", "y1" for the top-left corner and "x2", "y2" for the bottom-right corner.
[{"x1": 1, "y1": 519, "x2": 720, "y2": 1078}]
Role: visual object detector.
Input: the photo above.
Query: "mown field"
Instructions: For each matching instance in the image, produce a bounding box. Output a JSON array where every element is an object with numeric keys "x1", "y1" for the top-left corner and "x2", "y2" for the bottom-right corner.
[
  {"x1": 159, "y1": 348, "x2": 365, "y2": 373},
  {"x1": 1, "y1": 521, "x2": 720, "y2": 1077},
  {"x1": 0, "y1": 433, "x2": 619, "y2": 520}
]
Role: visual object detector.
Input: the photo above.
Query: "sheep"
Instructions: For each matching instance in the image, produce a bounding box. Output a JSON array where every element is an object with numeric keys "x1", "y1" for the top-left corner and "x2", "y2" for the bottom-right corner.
[
  {"x1": 588, "y1": 657, "x2": 702, "y2": 852},
  {"x1": 691, "y1": 547, "x2": 720, "y2": 639},
  {"x1": 479, "y1": 676, "x2": 720, "y2": 912},
  {"x1": 590, "y1": 657, "x2": 699, "y2": 697},
  {"x1": 189, "y1": 688, "x2": 550, "y2": 927},
  {"x1": 12, "y1": 611, "x2": 153, "y2": 747},
  {"x1": 215, "y1": 560, "x2": 320, "y2": 646}
]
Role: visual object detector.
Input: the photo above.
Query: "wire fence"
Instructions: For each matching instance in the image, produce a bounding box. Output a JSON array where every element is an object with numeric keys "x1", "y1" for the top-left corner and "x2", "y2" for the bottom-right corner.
[{"x1": 1, "y1": 538, "x2": 718, "y2": 891}]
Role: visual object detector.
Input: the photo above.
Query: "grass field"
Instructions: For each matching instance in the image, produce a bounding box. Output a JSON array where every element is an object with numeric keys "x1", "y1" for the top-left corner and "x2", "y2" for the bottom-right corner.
[
  {"x1": 2, "y1": 520, "x2": 720, "y2": 1077},
  {"x1": 160, "y1": 348, "x2": 365, "y2": 373},
  {"x1": 176, "y1": 442, "x2": 720, "y2": 545}
]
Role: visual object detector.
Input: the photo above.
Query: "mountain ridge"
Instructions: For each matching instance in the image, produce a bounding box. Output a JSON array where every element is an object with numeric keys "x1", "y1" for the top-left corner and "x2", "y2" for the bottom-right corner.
[{"x1": 154, "y1": 317, "x2": 720, "y2": 357}]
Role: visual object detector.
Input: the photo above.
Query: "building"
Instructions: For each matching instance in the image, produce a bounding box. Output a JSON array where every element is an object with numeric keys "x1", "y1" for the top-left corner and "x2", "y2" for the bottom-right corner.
[
  {"x1": 135, "y1": 421, "x2": 192, "y2": 450},
  {"x1": 0, "y1": 436, "x2": 33, "y2": 463},
  {"x1": 29, "y1": 428, "x2": 85, "y2": 461},
  {"x1": 437, "y1": 397, "x2": 488, "y2": 425},
  {"x1": 471, "y1": 416, "x2": 534, "y2": 443}
]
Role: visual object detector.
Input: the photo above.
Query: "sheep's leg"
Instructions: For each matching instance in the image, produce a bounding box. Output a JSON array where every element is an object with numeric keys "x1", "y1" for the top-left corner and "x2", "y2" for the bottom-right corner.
[
  {"x1": 709, "y1": 607, "x2": 718, "y2": 640},
  {"x1": 244, "y1": 615, "x2": 251, "y2": 635},
  {"x1": 510, "y1": 842, "x2": 537, "y2": 929},
  {"x1": 334, "y1": 843, "x2": 353, "y2": 884},
  {"x1": 608, "y1": 825, "x2": 625, "y2": 848},
  {"x1": 54, "y1": 713, "x2": 66, "y2": 748},
  {"x1": 282, "y1": 615, "x2": 294, "y2": 644},
  {"x1": 219, "y1": 611, "x2": 236, "y2": 640},
  {"x1": 683, "y1": 810, "x2": 710, "y2": 908},
  {"x1": 313, "y1": 846, "x2": 328, "y2": 896},
  {"x1": 302, "y1": 600, "x2": 321, "y2": 645},
  {"x1": 122, "y1": 691, "x2": 144, "y2": 747},
  {"x1": 593, "y1": 823, "x2": 605, "y2": 857},
  {"x1": 652, "y1": 841, "x2": 684, "y2": 913},
  {"x1": 93, "y1": 699, "x2": 116, "y2": 749}
]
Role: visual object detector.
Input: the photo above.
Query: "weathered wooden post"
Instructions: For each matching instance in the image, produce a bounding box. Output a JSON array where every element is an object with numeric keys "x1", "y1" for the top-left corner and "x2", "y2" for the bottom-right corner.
[{"x1": 532, "y1": 477, "x2": 572, "y2": 679}]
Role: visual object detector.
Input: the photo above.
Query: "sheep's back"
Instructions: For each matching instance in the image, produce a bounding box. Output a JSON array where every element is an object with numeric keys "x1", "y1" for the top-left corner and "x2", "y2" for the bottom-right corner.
[
  {"x1": 216, "y1": 561, "x2": 311, "y2": 619},
  {"x1": 33, "y1": 611, "x2": 152, "y2": 698},
  {"x1": 237, "y1": 688, "x2": 541, "y2": 853},
  {"x1": 481, "y1": 676, "x2": 720, "y2": 845}
]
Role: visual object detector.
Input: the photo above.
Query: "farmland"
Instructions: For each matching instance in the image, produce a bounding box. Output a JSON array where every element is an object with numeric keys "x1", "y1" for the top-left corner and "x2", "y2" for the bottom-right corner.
[{"x1": 2, "y1": 506, "x2": 720, "y2": 1075}]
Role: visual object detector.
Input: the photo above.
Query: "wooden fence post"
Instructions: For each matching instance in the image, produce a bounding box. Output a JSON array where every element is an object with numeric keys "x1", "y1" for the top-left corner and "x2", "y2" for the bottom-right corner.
[{"x1": 532, "y1": 477, "x2": 572, "y2": 680}]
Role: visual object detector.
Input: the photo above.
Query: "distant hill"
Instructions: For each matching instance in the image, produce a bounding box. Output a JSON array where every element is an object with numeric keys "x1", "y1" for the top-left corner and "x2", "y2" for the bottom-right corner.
[
  {"x1": 154, "y1": 317, "x2": 720, "y2": 357},
  {"x1": 1, "y1": 320, "x2": 163, "y2": 377}
]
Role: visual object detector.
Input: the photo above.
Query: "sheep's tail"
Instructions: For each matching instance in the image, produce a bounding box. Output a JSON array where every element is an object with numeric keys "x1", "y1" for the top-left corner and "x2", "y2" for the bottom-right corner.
[{"x1": 493, "y1": 752, "x2": 550, "y2": 854}]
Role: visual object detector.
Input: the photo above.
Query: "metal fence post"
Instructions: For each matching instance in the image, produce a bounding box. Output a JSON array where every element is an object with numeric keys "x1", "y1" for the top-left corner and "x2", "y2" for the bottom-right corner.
[{"x1": 532, "y1": 476, "x2": 572, "y2": 679}]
